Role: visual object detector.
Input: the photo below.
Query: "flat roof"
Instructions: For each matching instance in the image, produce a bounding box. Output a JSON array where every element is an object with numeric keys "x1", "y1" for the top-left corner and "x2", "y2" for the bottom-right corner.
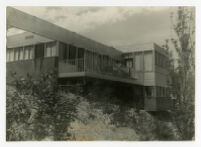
[
  {"x1": 7, "y1": 7, "x2": 122, "y2": 60},
  {"x1": 122, "y1": 43, "x2": 169, "y2": 57}
]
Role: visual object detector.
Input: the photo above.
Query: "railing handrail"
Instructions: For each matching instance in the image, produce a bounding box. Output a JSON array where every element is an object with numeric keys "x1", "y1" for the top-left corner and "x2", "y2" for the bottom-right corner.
[{"x1": 60, "y1": 58, "x2": 134, "y2": 79}]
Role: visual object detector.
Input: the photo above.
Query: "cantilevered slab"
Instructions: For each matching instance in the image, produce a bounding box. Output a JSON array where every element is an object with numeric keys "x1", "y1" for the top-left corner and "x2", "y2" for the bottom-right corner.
[
  {"x1": 58, "y1": 72, "x2": 139, "y2": 85},
  {"x1": 7, "y1": 7, "x2": 122, "y2": 60}
]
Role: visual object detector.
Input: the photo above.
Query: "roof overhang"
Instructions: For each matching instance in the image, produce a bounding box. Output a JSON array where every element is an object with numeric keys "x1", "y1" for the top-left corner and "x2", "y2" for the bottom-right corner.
[{"x1": 7, "y1": 7, "x2": 122, "y2": 60}]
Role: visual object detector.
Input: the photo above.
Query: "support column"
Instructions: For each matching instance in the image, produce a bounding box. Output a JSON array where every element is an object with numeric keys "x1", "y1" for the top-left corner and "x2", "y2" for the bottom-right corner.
[{"x1": 75, "y1": 46, "x2": 78, "y2": 71}]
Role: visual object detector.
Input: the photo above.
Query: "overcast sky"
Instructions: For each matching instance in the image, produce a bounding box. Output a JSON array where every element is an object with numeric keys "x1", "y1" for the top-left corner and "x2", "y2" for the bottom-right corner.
[{"x1": 7, "y1": 6, "x2": 177, "y2": 52}]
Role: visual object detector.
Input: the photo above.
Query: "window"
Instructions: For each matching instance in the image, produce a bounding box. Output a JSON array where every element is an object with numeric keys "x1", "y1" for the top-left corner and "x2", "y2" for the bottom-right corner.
[
  {"x1": 6, "y1": 49, "x2": 10, "y2": 62},
  {"x1": 59, "y1": 43, "x2": 67, "y2": 60},
  {"x1": 14, "y1": 48, "x2": 19, "y2": 61},
  {"x1": 24, "y1": 46, "x2": 34, "y2": 60},
  {"x1": 69, "y1": 45, "x2": 76, "y2": 60},
  {"x1": 78, "y1": 48, "x2": 84, "y2": 59},
  {"x1": 19, "y1": 48, "x2": 24, "y2": 60},
  {"x1": 10, "y1": 49, "x2": 14, "y2": 62},
  {"x1": 155, "y1": 51, "x2": 168, "y2": 68},
  {"x1": 35, "y1": 44, "x2": 44, "y2": 59},
  {"x1": 125, "y1": 59, "x2": 133, "y2": 68},
  {"x1": 156, "y1": 87, "x2": 167, "y2": 97},
  {"x1": 45, "y1": 45, "x2": 52, "y2": 57},
  {"x1": 29, "y1": 47, "x2": 34, "y2": 59},
  {"x1": 24, "y1": 47, "x2": 29, "y2": 60},
  {"x1": 156, "y1": 87, "x2": 160, "y2": 97},
  {"x1": 144, "y1": 51, "x2": 153, "y2": 71},
  {"x1": 51, "y1": 43, "x2": 57, "y2": 56},
  {"x1": 45, "y1": 42, "x2": 56, "y2": 57},
  {"x1": 145, "y1": 87, "x2": 154, "y2": 97}
]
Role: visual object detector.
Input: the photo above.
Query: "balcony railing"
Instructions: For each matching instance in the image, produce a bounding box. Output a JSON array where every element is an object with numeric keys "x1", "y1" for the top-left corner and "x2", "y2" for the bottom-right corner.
[{"x1": 60, "y1": 58, "x2": 134, "y2": 79}]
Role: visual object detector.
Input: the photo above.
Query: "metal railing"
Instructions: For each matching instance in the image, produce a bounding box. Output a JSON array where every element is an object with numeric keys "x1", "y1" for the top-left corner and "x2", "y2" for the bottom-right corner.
[
  {"x1": 61, "y1": 58, "x2": 134, "y2": 79},
  {"x1": 60, "y1": 58, "x2": 84, "y2": 72}
]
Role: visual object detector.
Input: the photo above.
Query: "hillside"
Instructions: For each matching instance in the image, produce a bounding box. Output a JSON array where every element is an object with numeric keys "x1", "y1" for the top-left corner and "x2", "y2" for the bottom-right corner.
[{"x1": 6, "y1": 75, "x2": 180, "y2": 141}]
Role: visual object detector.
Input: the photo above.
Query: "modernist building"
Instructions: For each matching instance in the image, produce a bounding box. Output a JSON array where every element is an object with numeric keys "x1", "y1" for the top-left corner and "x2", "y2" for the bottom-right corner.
[{"x1": 6, "y1": 7, "x2": 172, "y2": 111}]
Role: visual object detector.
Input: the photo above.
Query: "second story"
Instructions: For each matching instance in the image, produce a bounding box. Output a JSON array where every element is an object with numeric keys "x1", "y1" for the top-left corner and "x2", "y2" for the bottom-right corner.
[
  {"x1": 6, "y1": 7, "x2": 170, "y2": 87},
  {"x1": 123, "y1": 43, "x2": 170, "y2": 87},
  {"x1": 6, "y1": 31, "x2": 133, "y2": 84}
]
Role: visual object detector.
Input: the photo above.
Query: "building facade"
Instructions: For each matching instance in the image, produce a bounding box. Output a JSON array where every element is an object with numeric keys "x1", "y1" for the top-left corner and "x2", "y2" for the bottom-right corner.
[{"x1": 6, "y1": 7, "x2": 172, "y2": 111}]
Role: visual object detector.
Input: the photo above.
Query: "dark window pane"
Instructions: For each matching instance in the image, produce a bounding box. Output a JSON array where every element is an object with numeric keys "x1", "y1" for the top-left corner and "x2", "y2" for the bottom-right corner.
[{"x1": 35, "y1": 44, "x2": 44, "y2": 59}]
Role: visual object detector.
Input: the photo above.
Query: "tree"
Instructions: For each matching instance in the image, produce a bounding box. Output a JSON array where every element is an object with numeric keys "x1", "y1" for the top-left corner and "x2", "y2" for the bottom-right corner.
[{"x1": 170, "y1": 6, "x2": 195, "y2": 140}]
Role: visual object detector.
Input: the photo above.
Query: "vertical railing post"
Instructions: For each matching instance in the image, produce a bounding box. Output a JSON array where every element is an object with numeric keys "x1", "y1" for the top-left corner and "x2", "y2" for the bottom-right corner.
[
  {"x1": 75, "y1": 47, "x2": 78, "y2": 72},
  {"x1": 84, "y1": 50, "x2": 86, "y2": 72}
]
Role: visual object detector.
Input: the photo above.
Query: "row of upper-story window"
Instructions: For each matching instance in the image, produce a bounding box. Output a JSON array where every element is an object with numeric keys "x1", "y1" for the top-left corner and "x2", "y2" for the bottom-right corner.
[
  {"x1": 6, "y1": 42, "x2": 57, "y2": 62},
  {"x1": 59, "y1": 42, "x2": 123, "y2": 66},
  {"x1": 125, "y1": 51, "x2": 153, "y2": 72},
  {"x1": 155, "y1": 52, "x2": 169, "y2": 68},
  {"x1": 145, "y1": 86, "x2": 170, "y2": 97},
  {"x1": 124, "y1": 51, "x2": 169, "y2": 71}
]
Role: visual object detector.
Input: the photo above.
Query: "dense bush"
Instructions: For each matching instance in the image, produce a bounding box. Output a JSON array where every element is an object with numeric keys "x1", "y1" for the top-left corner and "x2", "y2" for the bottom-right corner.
[
  {"x1": 7, "y1": 72, "x2": 180, "y2": 141},
  {"x1": 6, "y1": 72, "x2": 79, "y2": 140}
]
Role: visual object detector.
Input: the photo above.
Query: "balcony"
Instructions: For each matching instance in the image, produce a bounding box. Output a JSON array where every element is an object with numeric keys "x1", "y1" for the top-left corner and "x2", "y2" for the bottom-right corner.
[{"x1": 58, "y1": 58, "x2": 137, "y2": 84}]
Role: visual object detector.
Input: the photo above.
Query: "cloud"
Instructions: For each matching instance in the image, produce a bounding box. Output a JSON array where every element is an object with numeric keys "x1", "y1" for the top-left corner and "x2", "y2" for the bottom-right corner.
[
  {"x1": 11, "y1": 6, "x2": 170, "y2": 34},
  {"x1": 7, "y1": 6, "x2": 173, "y2": 52},
  {"x1": 82, "y1": 8, "x2": 172, "y2": 49}
]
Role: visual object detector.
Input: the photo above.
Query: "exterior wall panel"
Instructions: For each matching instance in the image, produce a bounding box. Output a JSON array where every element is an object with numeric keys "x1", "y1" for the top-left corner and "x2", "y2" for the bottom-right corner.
[
  {"x1": 7, "y1": 57, "x2": 58, "y2": 82},
  {"x1": 144, "y1": 72, "x2": 155, "y2": 86}
]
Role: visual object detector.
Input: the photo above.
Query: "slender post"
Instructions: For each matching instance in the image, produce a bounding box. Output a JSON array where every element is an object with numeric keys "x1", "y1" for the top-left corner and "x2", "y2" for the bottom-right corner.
[
  {"x1": 75, "y1": 46, "x2": 78, "y2": 71},
  {"x1": 84, "y1": 49, "x2": 86, "y2": 72}
]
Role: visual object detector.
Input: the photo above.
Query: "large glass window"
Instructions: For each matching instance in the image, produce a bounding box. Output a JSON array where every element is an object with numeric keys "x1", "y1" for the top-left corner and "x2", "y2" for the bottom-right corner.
[
  {"x1": 24, "y1": 47, "x2": 29, "y2": 60},
  {"x1": 156, "y1": 87, "x2": 167, "y2": 97},
  {"x1": 155, "y1": 51, "x2": 168, "y2": 68},
  {"x1": 59, "y1": 43, "x2": 67, "y2": 60},
  {"x1": 144, "y1": 51, "x2": 153, "y2": 71},
  {"x1": 125, "y1": 59, "x2": 133, "y2": 68},
  {"x1": 45, "y1": 45, "x2": 52, "y2": 57},
  {"x1": 69, "y1": 45, "x2": 76, "y2": 60},
  {"x1": 29, "y1": 47, "x2": 34, "y2": 59},
  {"x1": 35, "y1": 44, "x2": 44, "y2": 59},
  {"x1": 10, "y1": 49, "x2": 14, "y2": 62},
  {"x1": 145, "y1": 86, "x2": 154, "y2": 97},
  {"x1": 24, "y1": 46, "x2": 34, "y2": 60},
  {"x1": 6, "y1": 49, "x2": 10, "y2": 62},
  {"x1": 45, "y1": 42, "x2": 56, "y2": 57},
  {"x1": 14, "y1": 48, "x2": 19, "y2": 61},
  {"x1": 78, "y1": 48, "x2": 84, "y2": 59},
  {"x1": 51, "y1": 42, "x2": 57, "y2": 56},
  {"x1": 19, "y1": 48, "x2": 24, "y2": 60}
]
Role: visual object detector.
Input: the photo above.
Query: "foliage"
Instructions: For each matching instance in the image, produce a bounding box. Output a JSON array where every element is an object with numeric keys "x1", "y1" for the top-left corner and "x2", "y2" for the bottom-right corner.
[
  {"x1": 168, "y1": 7, "x2": 195, "y2": 140},
  {"x1": 7, "y1": 73, "x2": 180, "y2": 141},
  {"x1": 6, "y1": 71, "x2": 79, "y2": 141}
]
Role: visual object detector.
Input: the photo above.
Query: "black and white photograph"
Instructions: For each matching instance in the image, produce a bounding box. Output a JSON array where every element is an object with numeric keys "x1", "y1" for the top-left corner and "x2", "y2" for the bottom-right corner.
[{"x1": 2, "y1": 2, "x2": 197, "y2": 144}]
